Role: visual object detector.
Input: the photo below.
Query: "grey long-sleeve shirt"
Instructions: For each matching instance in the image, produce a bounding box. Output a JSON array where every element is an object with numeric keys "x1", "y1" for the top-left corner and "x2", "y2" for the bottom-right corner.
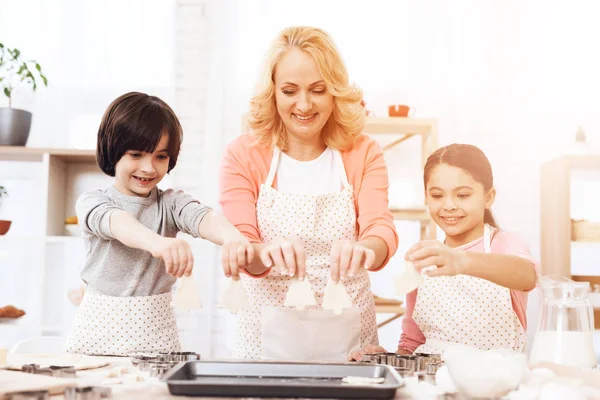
[{"x1": 76, "y1": 185, "x2": 212, "y2": 296}]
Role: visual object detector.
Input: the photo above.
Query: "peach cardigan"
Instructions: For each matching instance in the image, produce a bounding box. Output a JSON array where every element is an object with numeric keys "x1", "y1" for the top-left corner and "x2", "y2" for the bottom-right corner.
[{"x1": 219, "y1": 133, "x2": 399, "y2": 273}]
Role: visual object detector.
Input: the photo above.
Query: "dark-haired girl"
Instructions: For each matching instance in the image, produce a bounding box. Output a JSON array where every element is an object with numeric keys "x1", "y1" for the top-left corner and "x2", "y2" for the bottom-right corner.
[{"x1": 351, "y1": 144, "x2": 539, "y2": 360}]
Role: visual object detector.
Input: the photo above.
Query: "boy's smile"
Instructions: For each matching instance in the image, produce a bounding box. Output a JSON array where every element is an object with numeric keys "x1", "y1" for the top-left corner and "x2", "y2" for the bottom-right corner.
[{"x1": 114, "y1": 134, "x2": 170, "y2": 197}]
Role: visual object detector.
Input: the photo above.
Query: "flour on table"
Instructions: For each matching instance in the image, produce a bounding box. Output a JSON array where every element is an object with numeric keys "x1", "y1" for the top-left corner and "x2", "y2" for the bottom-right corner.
[
  {"x1": 219, "y1": 279, "x2": 250, "y2": 314},
  {"x1": 322, "y1": 280, "x2": 353, "y2": 315},
  {"x1": 170, "y1": 275, "x2": 202, "y2": 311},
  {"x1": 284, "y1": 279, "x2": 317, "y2": 310}
]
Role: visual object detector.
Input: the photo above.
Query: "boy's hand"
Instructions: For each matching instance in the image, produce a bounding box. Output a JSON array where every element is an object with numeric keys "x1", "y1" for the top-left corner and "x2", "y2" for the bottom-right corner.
[
  {"x1": 151, "y1": 237, "x2": 195, "y2": 278},
  {"x1": 221, "y1": 235, "x2": 255, "y2": 279}
]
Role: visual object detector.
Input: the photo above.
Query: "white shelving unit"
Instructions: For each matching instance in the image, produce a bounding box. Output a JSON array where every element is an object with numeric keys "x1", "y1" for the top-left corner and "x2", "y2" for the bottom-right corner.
[
  {"x1": 0, "y1": 146, "x2": 110, "y2": 345},
  {"x1": 362, "y1": 117, "x2": 438, "y2": 328},
  {"x1": 364, "y1": 116, "x2": 438, "y2": 240}
]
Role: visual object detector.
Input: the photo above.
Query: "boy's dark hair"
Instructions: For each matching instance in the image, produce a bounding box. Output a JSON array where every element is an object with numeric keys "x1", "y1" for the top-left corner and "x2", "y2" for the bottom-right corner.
[
  {"x1": 96, "y1": 92, "x2": 183, "y2": 176},
  {"x1": 424, "y1": 143, "x2": 498, "y2": 228}
]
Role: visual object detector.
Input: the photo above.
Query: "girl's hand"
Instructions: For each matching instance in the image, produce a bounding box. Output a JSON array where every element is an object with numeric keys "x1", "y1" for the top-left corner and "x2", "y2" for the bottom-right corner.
[
  {"x1": 405, "y1": 240, "x2": 468, "y2": 277},
  {"x1": 151, "y1": 237, "x2": 195, "y2": 278},
  {"x1": 260, "y1": 237, "x2": 307, "y2": 280},
  {"x1": 395, "y1": 347, "x2": 414, "y2": 355},
  {"x1": 330, "y1": 240, "x2": 375, "y2": 282},
  {"x1": 221, "y1": 236, "x2": 255, "y2": 279},
  {"x1": 347, "y1": 344, "x2": 387, "y2": 362}
]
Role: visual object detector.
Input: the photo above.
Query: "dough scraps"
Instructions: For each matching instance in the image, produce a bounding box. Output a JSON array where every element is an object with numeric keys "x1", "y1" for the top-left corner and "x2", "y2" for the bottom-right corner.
[
  {"x1": 322, "y1": 280, "x2": 353, "y2": 315},
  {"x1": 342, "y1": 376, "x2": 385, "y2": 385},
  {"x1": 171, "y1": 275, "x2": 202, "y2": 311},
  {"x1": 219, "y1": 278, "x2": 250, "y2": 314},
  {"x1": 284, "y1": 279, "x2": 317, "y2": 310}
]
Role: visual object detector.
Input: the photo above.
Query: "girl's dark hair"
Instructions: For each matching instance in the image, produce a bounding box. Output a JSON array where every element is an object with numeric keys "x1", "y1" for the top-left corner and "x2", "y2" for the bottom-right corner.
[
  {"x1": 96, "y1": 92, "x2": 183, "y2": 176},
  {"x1": 423, "y1": 143, "x2": 498, "y2": 228}
]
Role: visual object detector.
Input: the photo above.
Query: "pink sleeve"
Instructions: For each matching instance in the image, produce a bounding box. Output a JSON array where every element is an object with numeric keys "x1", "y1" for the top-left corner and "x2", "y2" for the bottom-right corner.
[
  {"x1": 491, "y1": 230, "x2": 541, "y2": 331},
  {"x1": 219, "y1": 140, "x2": 271, "y2": 278},
  {"x1": 398, "y1": 289, "x2": 425, "y2": 353},
  {"x1": 355, "y1": 140, "x2": 399, "y2": 270},
  {"x1": 219, "y1": 141, "x2": 262, "y2": 243}
]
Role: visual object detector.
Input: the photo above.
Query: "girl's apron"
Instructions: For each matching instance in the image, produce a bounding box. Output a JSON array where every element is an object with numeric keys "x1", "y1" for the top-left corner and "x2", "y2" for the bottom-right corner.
[{"x1": 412, "y1": 224, "x2": 526, "y2": 354}]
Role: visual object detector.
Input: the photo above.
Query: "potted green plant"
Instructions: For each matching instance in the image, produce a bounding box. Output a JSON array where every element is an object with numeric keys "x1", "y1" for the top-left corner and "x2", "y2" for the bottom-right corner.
[
  {"x1": 0, "y1": 185, "x2": 10, "y2": 235},
  {"x1": 0, "y1": 43, "x2": 48, "y2": 146}
]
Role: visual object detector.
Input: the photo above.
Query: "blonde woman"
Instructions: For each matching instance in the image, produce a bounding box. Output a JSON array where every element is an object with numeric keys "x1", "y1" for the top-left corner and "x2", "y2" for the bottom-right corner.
[{"x1": 220, "y1": 26, "x2": 398, "y2": 361}]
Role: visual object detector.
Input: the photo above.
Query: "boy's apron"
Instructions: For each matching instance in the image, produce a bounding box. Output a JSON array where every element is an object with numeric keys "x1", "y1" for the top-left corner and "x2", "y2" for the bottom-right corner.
[{"x1": 64, "y1": 288, "x2": 180, "y2": 355}]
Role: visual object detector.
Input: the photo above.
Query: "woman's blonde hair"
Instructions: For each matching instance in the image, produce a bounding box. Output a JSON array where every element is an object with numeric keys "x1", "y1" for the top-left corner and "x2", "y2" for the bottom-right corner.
[{"x1": 248, "y1": 26, "x2": 365, "y2": 151}]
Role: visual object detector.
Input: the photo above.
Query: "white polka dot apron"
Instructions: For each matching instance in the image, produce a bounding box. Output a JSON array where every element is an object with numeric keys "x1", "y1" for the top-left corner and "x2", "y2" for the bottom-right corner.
[
  {"x1": 64, "y1": 288, "x2": 181, "y2": 356},
  {"x1": 412, "y1": 224, "x2": 526, "y2": 354},
  {"x1": 234, "y1": 147, "x2": 377, "y2": 361}
]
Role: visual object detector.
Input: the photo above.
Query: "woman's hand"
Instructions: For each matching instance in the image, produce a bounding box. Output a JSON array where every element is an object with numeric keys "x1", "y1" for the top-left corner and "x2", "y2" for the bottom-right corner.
[
  {"x1": 330, "y1": 240, "x2": 376, "y2": 282},
  {"x1": 151, "y1": 237, "x2": 195, "y2": 278},
  {"x1": 221, "y1": 236, "x2": 255, "y2": 279},
  {"x1": 405, "y1": 240, "x2": 468, "y2": 277},
  {"x1": 260, "y1": 237, "x2": 307, "y2": 279},
  {"x1": 347, "y1": 344, "x2": 387, "y2": 362}
]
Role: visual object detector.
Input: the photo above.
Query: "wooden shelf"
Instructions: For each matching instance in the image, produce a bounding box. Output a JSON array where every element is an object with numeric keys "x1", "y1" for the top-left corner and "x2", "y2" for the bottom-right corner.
[
  {"x1": 374, "y1": 295, "x2": 405, "y2": 328},
  {"x1": 0, "y1": 146, "x2": 96, "y2": 163},
  {"x1": 364, "y1": 117, "x2": 437, "y2": 135},
  {"x1": 390, "y1": 208, "x2": 430, "y2": 221}
]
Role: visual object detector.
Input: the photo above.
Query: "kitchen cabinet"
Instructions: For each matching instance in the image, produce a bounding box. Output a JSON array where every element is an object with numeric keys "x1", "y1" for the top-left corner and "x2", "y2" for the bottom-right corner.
[
  {"x1": 0, "y1": 146, "x2": 109, "y2": 342},
  {"x1": 540, "y1": 155, "x2": 600, "y2": 328}
]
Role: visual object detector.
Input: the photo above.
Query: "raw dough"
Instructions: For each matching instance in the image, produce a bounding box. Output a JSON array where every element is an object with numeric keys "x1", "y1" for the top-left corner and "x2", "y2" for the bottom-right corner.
[
  {"x1": 171, "y1": 275, "x2": 202, "y2": 311},
  {"x1": 7, "y1": 353, "x2": 109, "y2": 371},
  {"x1": 322, "y1": 280, "x2": 352, "y2": 315},
  {"x1": 394, "y1": 261, "x2": 424, "y2": 296},
  {"x1": 219, "y1": 279, "x2": 250, "y2": 314},
  {"x1": 342, "y1": 376, "x2": 385, "y2": 385},
  {"x1": 284, "y1": 279, "x2": 317, "y2": 310},
  {"x1": 107, "y1": 366, "x2": 131, "y2": 377}
]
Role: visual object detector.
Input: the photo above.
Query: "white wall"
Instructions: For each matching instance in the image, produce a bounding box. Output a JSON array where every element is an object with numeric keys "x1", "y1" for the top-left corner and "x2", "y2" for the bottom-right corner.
[
  {"x1": 0, "y1": 0, "x2": 176, "y2": 148},
  {"x1": 216, "y1": 0, "x2": 600, "y2": 351},
  {"x1": 2, "y1": 0, "x2": 600, "y2": 354}
]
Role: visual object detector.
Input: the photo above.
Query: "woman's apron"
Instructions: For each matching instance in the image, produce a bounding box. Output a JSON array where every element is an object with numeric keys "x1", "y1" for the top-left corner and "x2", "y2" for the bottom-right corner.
[{"x1": 233, "y1": 147, "x2": 378, "y2": 361}]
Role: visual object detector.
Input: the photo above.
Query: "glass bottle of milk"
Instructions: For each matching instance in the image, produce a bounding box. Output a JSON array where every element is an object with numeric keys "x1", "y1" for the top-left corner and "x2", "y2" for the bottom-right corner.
[{"x1": 529, "y1": 276, "x2": 598, "y2": 368}]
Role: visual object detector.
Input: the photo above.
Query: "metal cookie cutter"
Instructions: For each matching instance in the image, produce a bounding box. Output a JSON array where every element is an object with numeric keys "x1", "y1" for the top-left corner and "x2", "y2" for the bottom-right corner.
[
  {"x1": 132, "y1": 351, "x2": 201, "y2": 378},
  {"x1": 155, "y1": 351, "x2": 201, "y2": 363},
  {"x1": 6, "y1": 391, "x2": 49, "y2": 400},
  {"x1": 20, "y1": 364, "x2": 77, "y2": 378},
  {"x1": 359, "y1": 353, "x2": 384, "y2": 364},
  {"x1": 415, "y1": 354, "x2": 442, "y2": 374},
  {"x1": 64, "y1": 386, "x2": 112, "y2": 400},
  {"x1": 148, "y1": 361, "x2": 175, "y2": 378}
]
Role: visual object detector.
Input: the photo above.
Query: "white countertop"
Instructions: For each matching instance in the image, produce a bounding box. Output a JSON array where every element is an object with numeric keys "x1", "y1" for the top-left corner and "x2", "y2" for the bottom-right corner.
[{"x1": 3, "y1": 356, "x2": 423, "y2": 400}]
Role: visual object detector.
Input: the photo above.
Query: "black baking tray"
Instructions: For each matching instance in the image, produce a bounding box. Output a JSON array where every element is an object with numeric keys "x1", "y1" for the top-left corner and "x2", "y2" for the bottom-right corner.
[{"x1": 162, "y1": 360, "x2": 404, "y2": 398}]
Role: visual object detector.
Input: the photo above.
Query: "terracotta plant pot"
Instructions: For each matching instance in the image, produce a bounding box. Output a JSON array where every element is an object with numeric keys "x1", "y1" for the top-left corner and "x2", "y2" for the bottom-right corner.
[{"x1": 0, "y1": 220, "x2": 11, "y2": 235}]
